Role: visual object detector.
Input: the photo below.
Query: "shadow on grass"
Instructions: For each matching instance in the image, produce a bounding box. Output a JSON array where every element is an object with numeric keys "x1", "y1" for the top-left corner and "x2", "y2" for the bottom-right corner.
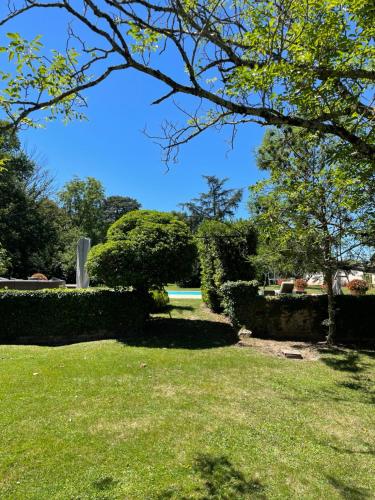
[
  {"x1": 157, "y1": 454, "x2": 266, "y2": 499},
  {"x1": 319, "y1": 347, "x2": 375, "y2": 405},
  {"x1": 121, "y1": 318, "x2": 238, "y2": 349},
  {"x1": 320, "y1": 349, "x2": 365, "y2": 373},
  {"x1": 338, "y1": 377, "x2": 375, "y2": 404},
  {"x1": 0, "y1": 316, "x2": 237, "y2": 349},
  {"x1": 92, "y1": 476, "x2": 119, "y2": 491},
  {"x1": 326, "y1": 442, "x2": 375, "y2": 457},
  {"x1": 165, "y1": 304, "x2": 195, "y2": 312},
  {"x1": 327, "y1": 476, "x2": 371, "y2": 499}
]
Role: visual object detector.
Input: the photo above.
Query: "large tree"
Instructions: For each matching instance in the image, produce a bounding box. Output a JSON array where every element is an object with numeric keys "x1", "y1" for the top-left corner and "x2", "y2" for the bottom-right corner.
[
  {"x1": 58, "y1": 176, "x2": 106, "y2": 244},
  {"x1": 103, "y1": 195, "x2": 141, "y2": 227},
  {"x1": 0, "y1": 127, "x2": 67, "y2": 277},
  {"x1": 250, "y1": 128, "x2": 374, "y2": 343},
  {"x1": 0, "y1": 1, "x2": 374, "y2": 161},
  {"x1": 180, "y1": 175, "x2": 243, "y2": 227}
]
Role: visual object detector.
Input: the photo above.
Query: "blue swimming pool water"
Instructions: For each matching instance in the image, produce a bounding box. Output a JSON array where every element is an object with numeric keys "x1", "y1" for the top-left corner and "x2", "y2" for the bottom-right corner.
[{"x1": 167, "y1": 291, "x2": 201, "y2": 295}]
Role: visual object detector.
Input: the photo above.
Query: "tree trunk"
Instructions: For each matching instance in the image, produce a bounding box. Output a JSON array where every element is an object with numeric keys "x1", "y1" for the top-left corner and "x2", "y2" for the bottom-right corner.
[{"x1": 325, "y1": 269, "x2": 336, "y2": 345}]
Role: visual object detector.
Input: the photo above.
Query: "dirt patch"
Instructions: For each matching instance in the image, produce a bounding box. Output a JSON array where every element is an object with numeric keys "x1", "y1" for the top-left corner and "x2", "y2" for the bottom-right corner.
[{"x1": 236, "y1": 335, "x2": 321, "y2": 361}]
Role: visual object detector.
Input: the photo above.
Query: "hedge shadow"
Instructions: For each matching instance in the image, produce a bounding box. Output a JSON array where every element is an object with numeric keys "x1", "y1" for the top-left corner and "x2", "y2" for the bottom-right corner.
[{"x1": 121, "y1": 317, "x2": 238, "y2": 349}]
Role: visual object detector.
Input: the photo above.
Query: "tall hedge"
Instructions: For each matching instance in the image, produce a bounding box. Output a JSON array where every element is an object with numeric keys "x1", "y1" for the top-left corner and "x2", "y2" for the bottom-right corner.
[
  {"x1": 0, "y1": 288, "x2": 149, "y2": 344},
  {"x1": 197, "y1": 220, "x2": 257, "y2": 311}
]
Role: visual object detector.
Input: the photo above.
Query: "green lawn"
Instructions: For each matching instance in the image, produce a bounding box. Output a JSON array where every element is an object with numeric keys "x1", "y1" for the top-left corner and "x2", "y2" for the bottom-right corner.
[{"x1": 0, "y1": 300, "x2": 374, "y2": 499}]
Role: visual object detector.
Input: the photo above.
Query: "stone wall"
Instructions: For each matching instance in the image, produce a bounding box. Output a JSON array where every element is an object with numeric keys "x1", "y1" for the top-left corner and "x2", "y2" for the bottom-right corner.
[{"x1": 222, "y1": 285, "x2": 375, "y2": 346}]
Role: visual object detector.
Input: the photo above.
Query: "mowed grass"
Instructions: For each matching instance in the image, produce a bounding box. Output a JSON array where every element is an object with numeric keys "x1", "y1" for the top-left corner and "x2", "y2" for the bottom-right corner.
[{"x1": 0, "y1": 300, "x2": 374, "y2": 499}]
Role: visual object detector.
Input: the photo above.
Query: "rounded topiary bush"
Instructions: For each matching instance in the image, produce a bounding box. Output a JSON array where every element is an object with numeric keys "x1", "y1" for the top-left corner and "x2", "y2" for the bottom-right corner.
[
  {"x1": 87, "y1": 210, "x2": 196, "y2": 290},
  {"x1": 107, "y1": 210, "x2": 178, "y2": 241}
]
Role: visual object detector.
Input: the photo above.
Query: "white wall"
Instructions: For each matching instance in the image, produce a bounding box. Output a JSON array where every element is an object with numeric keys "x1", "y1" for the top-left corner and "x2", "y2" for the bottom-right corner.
[{"x1": 306, "y1": 270, "x2": 374, "y2": 286}]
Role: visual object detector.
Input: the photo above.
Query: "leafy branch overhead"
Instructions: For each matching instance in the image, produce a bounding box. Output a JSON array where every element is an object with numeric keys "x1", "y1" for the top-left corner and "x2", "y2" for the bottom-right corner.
[{"x1": 0, "y1": 1, "x2": 374, "y2": 161}]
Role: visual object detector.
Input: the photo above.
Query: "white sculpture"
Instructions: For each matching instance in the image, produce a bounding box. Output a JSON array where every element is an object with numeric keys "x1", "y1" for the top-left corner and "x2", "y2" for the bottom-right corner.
[
  {"x1": 76, "y1": 237, "x2": 91, "y2": 288},
  {"x1": 332, "y1": 270, "x2": 343, "y2": 296}
]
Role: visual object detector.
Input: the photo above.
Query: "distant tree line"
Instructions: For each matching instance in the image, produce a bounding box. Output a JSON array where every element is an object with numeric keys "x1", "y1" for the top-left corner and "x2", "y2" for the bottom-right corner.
[
  {"x1": 0, "y1": 127, "x2": 141, "y2": 280},
  {"x1": 0, "y1": 125, "x2": 246, "y2": 284}
]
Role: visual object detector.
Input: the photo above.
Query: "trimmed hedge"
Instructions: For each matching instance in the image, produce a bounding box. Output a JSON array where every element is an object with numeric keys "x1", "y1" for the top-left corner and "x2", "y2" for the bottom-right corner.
[
  {"x1": 221, "y1": 282, "x2": 375, "y2": 346},
  {"x1": 221, "y1": 280, "x2": 260, "y2": 326},
  {"x1": 0, "y1": 288, "x2": 149, "y2": 344},
  {"x1": 197, "y1": 220, "x2": 257, "y2": 312}
]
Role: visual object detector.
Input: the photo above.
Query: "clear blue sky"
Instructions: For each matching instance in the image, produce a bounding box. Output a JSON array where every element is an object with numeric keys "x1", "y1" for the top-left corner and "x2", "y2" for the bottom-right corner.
[{"x1": 2, "y1": 6, "x2": 266, "y2": 218}]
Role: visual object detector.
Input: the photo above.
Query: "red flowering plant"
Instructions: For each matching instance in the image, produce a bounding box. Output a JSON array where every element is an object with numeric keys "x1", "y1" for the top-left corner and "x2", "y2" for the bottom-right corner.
[
  {"x1": 294, "y1": 278, "x2": 308, "y2": 290},
  {"x1": 31, "y1": 273, "x2": 48, "y2": 281},
  {"x1": 347, "y1": 279, "x2": 368, "y2": 294},
  {"x1": 276, "y1": 278, "x2": 287, "y2": 286}
]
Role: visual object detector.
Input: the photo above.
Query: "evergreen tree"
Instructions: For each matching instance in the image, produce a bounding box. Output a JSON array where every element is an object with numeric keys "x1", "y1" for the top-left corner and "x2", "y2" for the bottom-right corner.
[
  {"x1": 103, "y1": 196, "x2": 141, "y2": 227},
  {"x1": 180, "y1": 176, "x2": 242, "y2": 228}
]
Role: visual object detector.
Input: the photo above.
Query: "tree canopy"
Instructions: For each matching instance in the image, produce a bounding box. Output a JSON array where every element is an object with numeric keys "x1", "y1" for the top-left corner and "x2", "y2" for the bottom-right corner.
[
  {"x1": 103, "y1": 196, "x2": 141, "y2": 227},
  {"x1": 180, "y1": 175, "x2": 243, "y2": 228},
  {"x1": 0, "y1": 1, "x2": 374, "y2": 161},
  {"x1": 0, "y1": 126, "x2": 67, "y2": 277},
  {"x1": 58, "y1": 176, "x2": 106, "y2": 245},
  {"x1": 249, "y1": 127, "x2": 374, "y2": 341}
]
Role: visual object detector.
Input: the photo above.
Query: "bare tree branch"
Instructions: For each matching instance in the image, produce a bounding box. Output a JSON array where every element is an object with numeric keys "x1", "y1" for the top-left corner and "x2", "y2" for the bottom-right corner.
[{"x1": 0, "y1": 0, "x2": 373, "y2": 162}]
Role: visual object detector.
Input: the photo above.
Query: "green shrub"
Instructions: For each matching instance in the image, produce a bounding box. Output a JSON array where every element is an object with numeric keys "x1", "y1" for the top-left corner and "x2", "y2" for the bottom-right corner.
[
  {"x1": 87, "y1": 210, "x2": 197, "y2": 290},
  {"x1": 221, "y1": 280, "x2": 259, "y2": 328},
  {"x1": 0, "y1": 288, "x2": 149, "y2": 343},
  {"x1": 197, "y1": 220, "x2": 257, "y2": 311},
  {"x1": 221, "y1": 285, "x2": 375, "y2": 346},
  {"x1": 87, "y1": 240, "x2": 142, "y2": 288},
  {"x1": 150, "y1": 288, "x2": 170, "y2": 313}
]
